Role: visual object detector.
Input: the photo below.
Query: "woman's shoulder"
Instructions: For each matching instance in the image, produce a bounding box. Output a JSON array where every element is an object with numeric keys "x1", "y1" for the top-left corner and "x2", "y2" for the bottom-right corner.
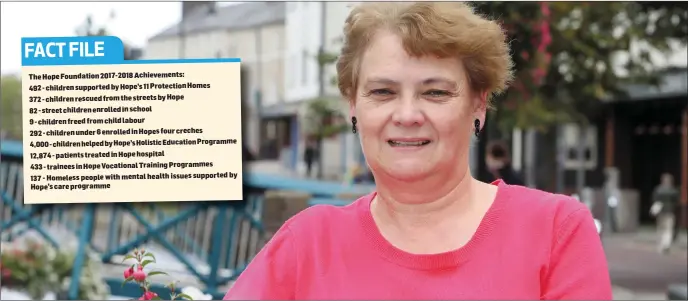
[
  {"x1": 497, "y1": 183, "x2": 593, "y2": 230},
  {"x1": 281, "y1": 193, "x2": 371, "y2": 240}
]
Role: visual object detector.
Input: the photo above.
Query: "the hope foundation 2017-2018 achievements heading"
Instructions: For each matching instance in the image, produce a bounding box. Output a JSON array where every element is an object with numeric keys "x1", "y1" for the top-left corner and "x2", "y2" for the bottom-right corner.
[{"x1": 21, "y1": 36, "x2": 243, "y2": 205}]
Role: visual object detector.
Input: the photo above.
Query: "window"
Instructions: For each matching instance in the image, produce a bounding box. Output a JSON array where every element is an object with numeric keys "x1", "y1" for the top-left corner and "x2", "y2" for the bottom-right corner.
[{"x1": 562, "y1": 124, "x2": 598, "y2": 170}]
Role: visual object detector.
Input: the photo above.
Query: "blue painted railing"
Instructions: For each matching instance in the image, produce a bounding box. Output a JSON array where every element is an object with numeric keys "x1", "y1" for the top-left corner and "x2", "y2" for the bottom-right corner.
[{"x1": 0, "y1": 139, "x2": 374, "y2": 299}]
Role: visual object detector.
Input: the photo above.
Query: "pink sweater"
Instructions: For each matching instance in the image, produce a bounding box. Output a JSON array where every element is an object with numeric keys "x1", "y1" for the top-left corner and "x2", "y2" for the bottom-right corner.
[{"x1": 224, "y1": 181, "x2": 612, "y2": 300}]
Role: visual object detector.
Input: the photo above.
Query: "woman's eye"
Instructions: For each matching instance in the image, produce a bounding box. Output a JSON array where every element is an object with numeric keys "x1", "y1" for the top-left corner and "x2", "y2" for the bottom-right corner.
[
  {"x1": 370, "y1": 89, "x2": 394, "y2": 96},
  {"x1": 424, "y1": 90, "x2": 450, "y2": 97}
]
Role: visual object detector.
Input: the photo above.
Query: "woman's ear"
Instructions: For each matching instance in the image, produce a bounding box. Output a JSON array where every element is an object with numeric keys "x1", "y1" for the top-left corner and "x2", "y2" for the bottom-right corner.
[
  {"x1": 473, "y1": 91, "x2": 489, "y2": 130},
  {"x1": 349, "y1": 98, "x2": 356, "y2": 118},
  {"x1": 474, "y1": 91, "x2": 489, "y2": 113}
]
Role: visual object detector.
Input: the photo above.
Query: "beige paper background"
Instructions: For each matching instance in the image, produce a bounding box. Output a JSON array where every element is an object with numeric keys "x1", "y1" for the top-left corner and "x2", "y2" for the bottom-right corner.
[{"x1": 21, "y1": 62, "x2": 243, "y2": 204}]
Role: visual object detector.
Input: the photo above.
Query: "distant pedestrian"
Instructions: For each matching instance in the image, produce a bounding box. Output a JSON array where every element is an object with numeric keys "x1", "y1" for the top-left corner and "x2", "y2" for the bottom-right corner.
[
  {"x1": 650, "y1": 173, "x2": 680, "y2": 254},
  {"x1": 485, "y1": 140, "x2": 524, "y2": 186},
  {"x1": 672, "y1": 200, "x2": 683, "y2": 243},
  {"x1": 243, "y1": 145, "x2": 256, "y2": 162},
  {"x1": 303, "y1": 139, "x2": 318, "y2": 178}
]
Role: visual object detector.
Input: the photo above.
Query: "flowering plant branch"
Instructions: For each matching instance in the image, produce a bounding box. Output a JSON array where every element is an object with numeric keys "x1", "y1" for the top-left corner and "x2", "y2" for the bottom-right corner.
[
  {"x1": 1, "y1": 238, "x2": 109, "y2": 300},
  {"x1": 121, "y1": 248, "x2": 193, "y2": 300}
]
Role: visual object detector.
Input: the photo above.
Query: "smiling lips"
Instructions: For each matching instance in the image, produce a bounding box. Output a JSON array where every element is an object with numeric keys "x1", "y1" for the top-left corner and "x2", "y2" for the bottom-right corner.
[{"x1": 387, "y1": 138, "x2": 432, "y2": 147}]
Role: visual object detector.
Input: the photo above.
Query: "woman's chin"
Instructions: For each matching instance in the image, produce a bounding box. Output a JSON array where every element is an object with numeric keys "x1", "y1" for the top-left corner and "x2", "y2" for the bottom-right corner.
[{"x1": 381, "y1": 162, "x2": 433, "y2": 181}]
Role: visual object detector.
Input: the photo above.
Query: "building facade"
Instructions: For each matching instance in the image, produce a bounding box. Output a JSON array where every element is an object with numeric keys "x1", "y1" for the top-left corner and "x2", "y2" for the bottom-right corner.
[
  {"x1": 144, "y1": 2, "x2": 286, "y2": 155},
  {"x1": 278, "y1": 2, "x2": 369, "y2": 179}
]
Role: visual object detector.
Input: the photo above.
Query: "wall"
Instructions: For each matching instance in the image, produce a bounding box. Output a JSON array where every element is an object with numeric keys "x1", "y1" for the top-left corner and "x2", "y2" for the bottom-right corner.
[
  {"x1": 231, "y1": 24, "x2": 286, "y2": 154},
  {"x1": 144, "y1": 29, "x2": 230, "y2": 60},
  {"x1": 227, "y1": 24, "x2": 285, "y2": 108},
  {"x1": 284, "y1": 2, "x2": 359, "y2": 177},
  {"x1": 284, "y1": 1, "x2": 353, "y2": 102},
  {"x1": 145, "y1": 23, "x2": 286, "y2": 154},
  {"x1": 284, "y1": 2, "x2": 323, "y2": 103},
  {"x1": 323, "y1": 2, "x2": 356, "y2": 97}
]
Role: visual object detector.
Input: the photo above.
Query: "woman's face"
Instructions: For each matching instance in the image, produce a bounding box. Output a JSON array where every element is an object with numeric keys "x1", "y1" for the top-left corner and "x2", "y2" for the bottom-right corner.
[{"x1": 352, "y1": 31, "x2": 485, "y2": 182}]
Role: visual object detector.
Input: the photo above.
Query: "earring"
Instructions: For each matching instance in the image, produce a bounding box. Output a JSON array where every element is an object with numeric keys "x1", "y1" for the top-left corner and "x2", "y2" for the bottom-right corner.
[
  {"x1": 474, "y1": 119, "x2": 481, "y2": 137},
  {"x1": 351, "y1": 117, "x2": 358, "y2": 134}
]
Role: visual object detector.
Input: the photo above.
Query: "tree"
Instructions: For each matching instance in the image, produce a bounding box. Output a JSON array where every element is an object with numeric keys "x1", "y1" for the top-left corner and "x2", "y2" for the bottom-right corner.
[
  {"x1": 1, "y1": 75, "x2": 23, "y2": 139},
  {"x1": 470, "y1": 2, "x2": 686, "y2": 190},
  {"x1": 301, "y1": 51, "x2": 349, "y2": 179},
  {"x1": 471, "y1": 2, "x2": 688, "y2": 135}
]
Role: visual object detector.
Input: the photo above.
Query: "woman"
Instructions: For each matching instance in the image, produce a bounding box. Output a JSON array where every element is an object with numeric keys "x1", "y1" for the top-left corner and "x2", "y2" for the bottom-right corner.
[
  {"x1": 485, "y1": 140, "x2": 524, "y2": 185},
  {"x1": 650, "y1": 173, "x2": 680, "y2": 254},
  {"x1": 225, "y1": 2, "x2": 611, "y2": 300}
]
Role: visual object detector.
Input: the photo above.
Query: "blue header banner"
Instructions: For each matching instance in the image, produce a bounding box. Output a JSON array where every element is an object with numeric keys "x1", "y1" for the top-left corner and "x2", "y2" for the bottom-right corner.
[{"x1": 21, "y1": 36, "x2": 240, "y2": 66}]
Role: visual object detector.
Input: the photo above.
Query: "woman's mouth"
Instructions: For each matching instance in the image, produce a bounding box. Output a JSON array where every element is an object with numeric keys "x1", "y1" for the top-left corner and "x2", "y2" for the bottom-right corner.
[{"x1": 387, "y1": 139, "x2": 432, "y2": 147}]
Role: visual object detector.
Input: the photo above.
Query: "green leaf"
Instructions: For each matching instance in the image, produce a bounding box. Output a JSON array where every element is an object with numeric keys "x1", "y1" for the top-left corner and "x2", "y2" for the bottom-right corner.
[
  {"x1": 121, "y1": 254, "x2": 136, "y2": 263},
  {"x1": 316, "y1": 51, "x2": 338, "y2": 66},
  {"x1": 143, "y1": 252, "x2": 157, "y2": 262},
  {"x1": 147, "y1": 271, "x2": 168, "y2": 277},
  {"x1": 165, "y1": 280, "x2": 178, "y2": 291},
  {"x1": 177, "y1": 293, "x2": 195, "y2": 300},
  {"x1": 141, "y1": 259, "x2": 154, "y2": 267}
]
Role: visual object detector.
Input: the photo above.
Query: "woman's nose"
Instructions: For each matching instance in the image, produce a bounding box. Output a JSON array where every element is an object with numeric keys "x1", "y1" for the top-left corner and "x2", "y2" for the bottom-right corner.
[{"x1": 391, "y1": 97, "x2": 425, "y2": 127}]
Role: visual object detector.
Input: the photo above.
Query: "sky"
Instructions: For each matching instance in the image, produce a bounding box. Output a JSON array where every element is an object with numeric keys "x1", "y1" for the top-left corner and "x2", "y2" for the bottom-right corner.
[{"x1": 1, "y1": 2, "x2": 181, "y2": 75}]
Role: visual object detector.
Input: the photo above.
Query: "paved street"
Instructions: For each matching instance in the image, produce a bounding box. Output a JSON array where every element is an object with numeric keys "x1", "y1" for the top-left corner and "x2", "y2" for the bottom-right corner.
[{"x1": 605, "y1": 230, "x2": 687, "y2": 300}]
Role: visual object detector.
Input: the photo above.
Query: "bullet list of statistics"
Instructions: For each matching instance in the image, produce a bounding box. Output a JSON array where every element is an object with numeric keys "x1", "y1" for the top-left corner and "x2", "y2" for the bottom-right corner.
[{"x1": 24, "y1": 70, "x2": 241, "y2": 198}]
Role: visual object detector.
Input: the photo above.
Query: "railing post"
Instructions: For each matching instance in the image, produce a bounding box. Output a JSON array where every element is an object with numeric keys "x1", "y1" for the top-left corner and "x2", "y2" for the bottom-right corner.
[
  {"x1": 68, "y1": 203, "x2": 96, "y2": 300},
  {"x1": 107, "y1": 205, "x2": 120, "y2": 252},
  {"x1": 207, "y1": 204, "x2": 228, "y2": 292}
]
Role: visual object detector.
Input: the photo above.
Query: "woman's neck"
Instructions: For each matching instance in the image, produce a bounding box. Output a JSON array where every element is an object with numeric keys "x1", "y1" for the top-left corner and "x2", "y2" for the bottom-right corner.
[
  {"x1": 372, "y1": 166, "x2": 483, "y2": 229},
  {"x1": 370, "y1": 167, "x2": 499, "y2": 254}
]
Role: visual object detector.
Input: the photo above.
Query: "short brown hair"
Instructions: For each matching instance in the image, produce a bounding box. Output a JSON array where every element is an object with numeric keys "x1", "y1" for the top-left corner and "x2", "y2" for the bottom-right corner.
[{"x1": 336, "y1": 2, "x2": 514, "y2": 105}]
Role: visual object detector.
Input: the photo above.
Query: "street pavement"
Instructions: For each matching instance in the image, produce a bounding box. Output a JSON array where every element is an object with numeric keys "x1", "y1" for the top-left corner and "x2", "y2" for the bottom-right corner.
[{"x1": 605, "y1": 229, "x2": 687, "y2": 300}]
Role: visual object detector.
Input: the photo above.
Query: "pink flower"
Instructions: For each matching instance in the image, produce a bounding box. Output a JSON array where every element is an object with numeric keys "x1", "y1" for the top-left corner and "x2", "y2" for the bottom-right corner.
[
  {"x1": 140, "y1": 291, "x2": 157, "y2": 300},
  {"x1": 532, "y1": 68, "x2": 547, "y2": 85},
  {"x1": 133, "y1": 269, "x2": 147, "y2": 282},
  {"x1": 124, "y1": 267, "x2": 134, "y2": 279},
  {"x1": 521, "y1": 51, "x2": 530, "y2": 60},
  {"x1": 121, "y1": 250, "x2": 175, "y2": 299},
  {"x1": 540, "y1": 2, "x2": 551, "y2": 17}
]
